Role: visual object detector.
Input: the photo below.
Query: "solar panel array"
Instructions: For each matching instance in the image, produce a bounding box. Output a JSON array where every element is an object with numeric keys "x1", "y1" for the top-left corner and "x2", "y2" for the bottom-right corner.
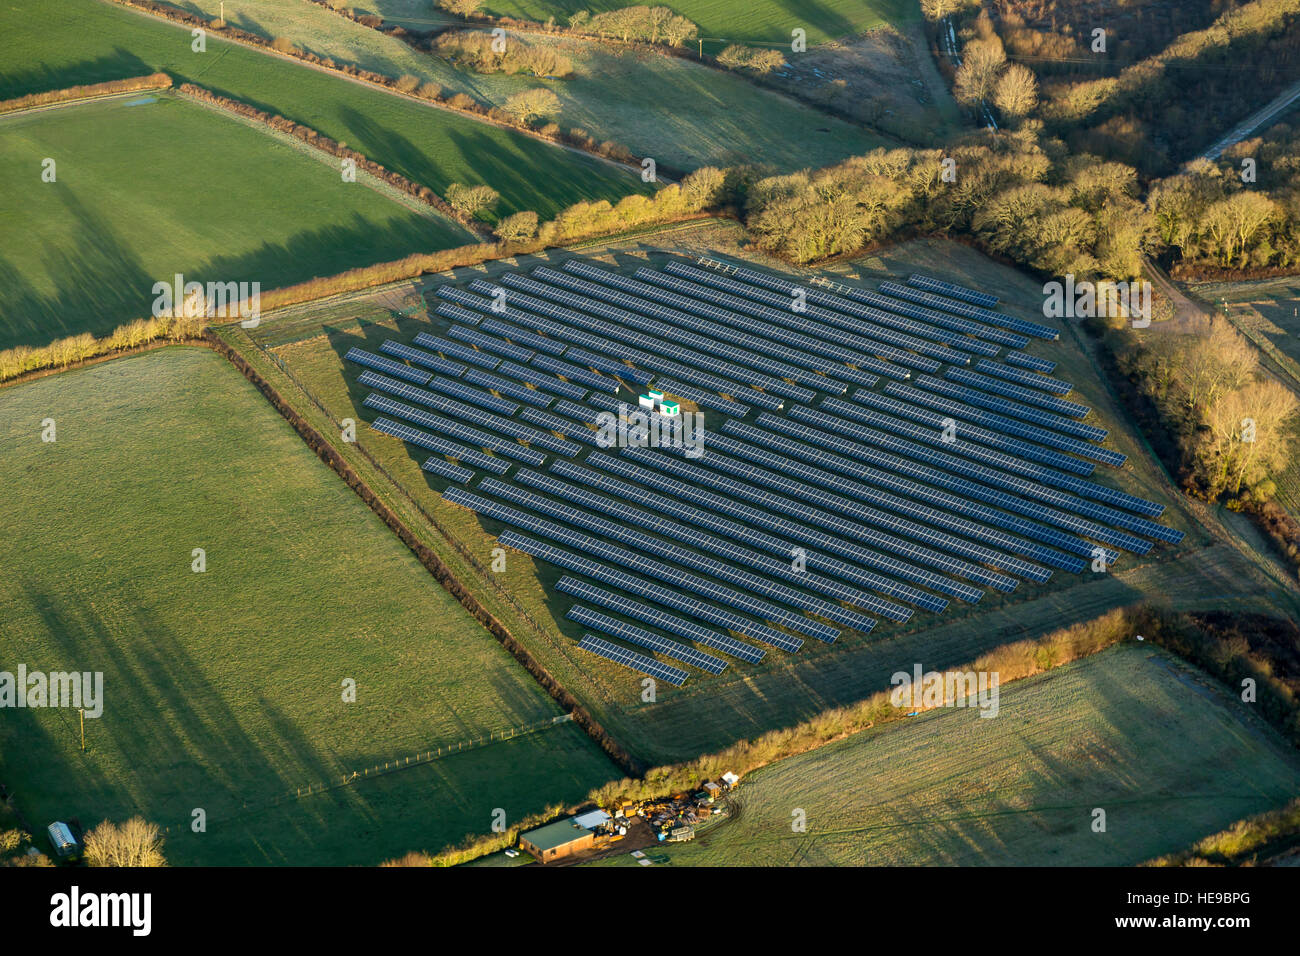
[{"x1": 338, "y1": 254, "x2": 1185, "y2": 688}]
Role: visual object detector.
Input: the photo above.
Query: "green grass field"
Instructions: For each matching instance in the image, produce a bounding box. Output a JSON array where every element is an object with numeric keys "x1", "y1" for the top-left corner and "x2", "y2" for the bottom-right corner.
[
  {"x1": 0, "y1": 0, "x2": 651, "y2": 217},
  {"x1": 168, "y1": 0, "x2": 891, "y2": 172},
  {"x1": 478, "y1": 0, "x2": 917, "y2": 47},
  {"x1": 239, "y1": 226, "x2": 1297, "y2": 770},
  {"x1": 589, "y1": 644, "x2": 1300, "y2": 865},
  {"x1": 0, "y1": 92, "x2": 472, "y2": 351},
  {"x1": 0, "y1": 347, "x2": 619, "y2": 865}
]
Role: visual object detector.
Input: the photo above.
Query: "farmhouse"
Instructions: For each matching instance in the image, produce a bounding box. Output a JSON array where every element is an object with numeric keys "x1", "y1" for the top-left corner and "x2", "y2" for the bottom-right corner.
[{"x1": 519, "y1": 817, "x2": 597, "y2": 863}]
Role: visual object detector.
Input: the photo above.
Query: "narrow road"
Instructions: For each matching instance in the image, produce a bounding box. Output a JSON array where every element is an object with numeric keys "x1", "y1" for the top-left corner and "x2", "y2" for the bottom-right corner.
[
  {"x1": 1200, "y1": 77, "x2": 1300, "y2": 160},
  {"x1": 1142, "y1": 256, "x2": 1211, "y2": 334}
]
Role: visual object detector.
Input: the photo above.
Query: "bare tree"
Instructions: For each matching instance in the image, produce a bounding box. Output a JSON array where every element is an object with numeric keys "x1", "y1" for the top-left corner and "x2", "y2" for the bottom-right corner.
[{"x1": 83, "y1": 818, "x2": 166, "y2": 867}]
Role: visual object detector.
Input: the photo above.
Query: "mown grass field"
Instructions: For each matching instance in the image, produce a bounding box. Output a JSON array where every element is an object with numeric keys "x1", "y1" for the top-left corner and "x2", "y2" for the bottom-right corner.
[
  {"x1": 0, "y1": 347, "x2": 618, "y2": 865},
  {"x1": 590, "y1": 644, "x2": 1300, "y2": 865},
  {"x1": 238, "y1": 224, "x2": 1293, "y2": 769},
  {"x1": 0, "y1": 92, "x2": 472, "y2": 351},
  {"x1": 479, "y1": 0, "x2": 918, "y2": 47},
  {"x1": 0, "y1": 0, "x2": 651, "y2": 218},
  {"x1": 171, "y1": 0, "x2": 891, "y2": 172}
]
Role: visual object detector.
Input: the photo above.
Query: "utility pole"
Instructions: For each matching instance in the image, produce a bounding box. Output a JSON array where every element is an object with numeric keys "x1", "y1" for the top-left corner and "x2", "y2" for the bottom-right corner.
[
  {"x1": 220, "y1": 1, "x2": 225, "y2": 24},
  {"x1": 80, "y1": 709, "x2": 85, "y2": 753},
  {"x1": 699, "y1": 38, "x2": 703, "y2": 58}
]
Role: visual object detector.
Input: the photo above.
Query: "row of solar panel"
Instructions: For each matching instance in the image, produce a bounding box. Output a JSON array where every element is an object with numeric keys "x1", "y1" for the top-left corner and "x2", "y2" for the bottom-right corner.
[
  {"x1": 615, "y1": 266, "x2": 928, "y2": 378},
  {"x1": 671, "y1": 260, "x2": 1028, "y2": 350},
  {"x1": 565, "y1": 260, "x2": 994, "y2": 363},
  {"x1": 555, "y1": 263, "x2": 958, "y2": 373},
  {"x1": 441, "y1": 284, "x2": 801, "y2": 410},
  {"x1": 874, "y1": 382, "x2": 1122, "y2": 467},
  {"x1": 584, "y1": 450, "x2": 985, "y2": 604},
  {"x1": 504, "y1": 531, "x2": 803, "y2": 651},
  {"x1": 631, "y1": 264, "x2": 968, "y2": 370},
  {"x1": 447, "y1": 494, "x2": 823, "y2": 647},
  {"x1": 546, "y1": 458, "x2": 949, "y2": 613},
  {"x1": 878, "y1": 280, "x2": 1059, "y2": 341},
  {"x1": 753, "y1": 411, "x2": 1178, "y2": 540},
  {"x1": 479, "y1": 476, "x2": 878, "y2": 634},
  {"x1": 577, "y1": 634, "x2": 689, "y2": 686},
  {"x1": 358, "y1": 375, "x2": 573, "y2": 460},
  {"x1": 490, "y1": 273, "x2": 884, "y2": 390},
  {"x1": 694, "y1": 428, "x2": 1104, "y2": 569},
  {"x1": 654, "y1": 261, "x2": 997, "y2": 360},
  {"x1": 556, "y1": 576, "x2": 766, "y2": 664},
  {"x1": 509, "y1": 467, "x2": 909, "y2": 624},
  {"x1": 907, "y1": 273, "x2": 999, "y2": 309},
  {"x1": 709, "y1": 422, "x2": 1138, "y2": 561},
  {"x1": 440, "y1": 283, "x2": 829, "y2": 402}
]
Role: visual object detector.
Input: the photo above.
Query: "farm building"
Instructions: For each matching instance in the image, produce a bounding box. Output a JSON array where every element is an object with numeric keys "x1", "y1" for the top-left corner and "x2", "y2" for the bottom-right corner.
[{"x1": 519, "y1": 817, "x2": 597, "y2": 863}]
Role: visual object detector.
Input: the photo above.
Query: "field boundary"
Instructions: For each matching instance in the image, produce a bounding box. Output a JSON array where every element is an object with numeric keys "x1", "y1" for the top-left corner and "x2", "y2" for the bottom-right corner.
[
  {"x1": 99, "y1": 0, "x2": 653, "y2": 179},
  {"x1": 0, "y1": 71, "x2": 172, "y2": 116}
]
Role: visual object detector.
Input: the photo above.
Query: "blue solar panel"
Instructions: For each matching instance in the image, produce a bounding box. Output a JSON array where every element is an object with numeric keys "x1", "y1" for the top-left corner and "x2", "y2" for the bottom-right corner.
[
  {"x1": 463, "y1": 367, "x2": 554, "y2": 408},
  {"x1": 360, "y1": 383, "x2": 572, "y2": 460},
  {"x1": 480, "y1": 317, "x2": 570, "y2": 356},
  {"x1": 563, "y1": 347, "x2": 657, "y2": 385},
  {"x1": 442, "y1": 281, "x2": 826, "y2": 400},
  {"x1": 568, "y1": 605, "x2": 728, "y2": 674},
  {"x1": 422, "y1": 376, "x2": 519, "y2": 415},
  {"x1": 444, "y1": 488, "x2": 832, "y2": 643},
  {"x1": 478, "y1": 477, "x2": 873, "y2": 635},
  {"x1": 632, "y1": 264, "x2": 962, "y2": 370},
  {"x1": 584, "y1": 450, "x2": 985, "y2": 603},
  {"x1": 362, "y1": 391, "x2": 545, "y2": 465},
  {"x1": 879, "y1": 281, "x2": 1058, "y2": 341},
  {"x1": 419, "y1": 456, "x2": 476, "y2": 484},
  {"x1": 576, "y1": 634, "x2": 689, "y2": 686},
  {"x1": 509, "y1": 468, "x2": 904, "y2": 624},
  {"x1": 484, "y1": 274, "x2": 868, "y2": 391},
  {"x1": 345, "y1": 347, "x2": 432, "y2": 385},
  {"x1": 974, "y1": 359, "x2": 1074, "y2": 396},
  {"x1": 369, "y1": 417, "x2": 510, "y2": 475},
  {"x1": 547, "y1": 461, "x2": 948, "y2": 612},
  {"x1": 907, "y1": 273, "x2": 999, "y2": 308},
  {"x1": 447, "y1": 324, "x2": 536, "y2": 362},
  {"x1": 412, "y1": 332, "x2": 501, "y2": 370},
  {"x1": 693, "y1": 429, "x2": 1089, "y2": 572},
  {"x1": 716, "y1": 419, "x2": 1138, "y2": 561},
  {"x1": 530, "y1": 353, "x2": 620, "y2": 392},
  {"x1": 555, "y1": 576, "x2": 766, "y2": 663},
  {"x1": 912, "y1": 374, "x2": 1107, "y2": 442},
  {"x1": 500, "y1": 531, "x2": 801, "y2": 651},
  {"x1": 498, "y1": 361, "x2": 589, "y2": 400},
  {"x1": 947, "y1": 368, "x2": 1091, "y2": 418},
  {"x1": 878, "y1": 382, "x2": 1124, "y2": 467},
  {"x1": 434, "y1": 302, "x2": 484, "y2": 326},
  {"x1": 1005, "y1": 351, "x2": 1056, "y2": 374},
  {"x1": 665, "y1": 260, "x2": 1018, "y2": 352},
  {"x1": 378, "y1": 340, "x2": 467, "y2": 377}
]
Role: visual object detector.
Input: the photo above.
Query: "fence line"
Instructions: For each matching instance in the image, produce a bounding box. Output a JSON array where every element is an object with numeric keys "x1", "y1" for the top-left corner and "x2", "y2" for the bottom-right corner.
[{"x1": 162, "y1": 713, "x2": 573, "y2": 835}]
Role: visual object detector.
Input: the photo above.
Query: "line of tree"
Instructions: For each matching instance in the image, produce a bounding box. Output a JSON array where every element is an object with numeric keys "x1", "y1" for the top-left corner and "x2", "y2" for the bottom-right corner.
[
  {"x1": 1151, "y1": 126, "x2": 1300, "y2": 274},
  {"x1": 105, "y1": 0, "x2": 646, "y2": 178},
  {"x1": 715, "y1": 45, "x2": 787, "y2": 75},
  {"x1": 740, "y1": 128, "x2": 1148, "y2": 280},
  {"x1": 1097, "y1": 309, "x2": 1299, "y2": 506},
  {"x1": 0, "y1": 72, "x2": 172, "y2": 114},
  {"x1": 0, "y1": 312, "x2": 206, "y2": 383}
]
